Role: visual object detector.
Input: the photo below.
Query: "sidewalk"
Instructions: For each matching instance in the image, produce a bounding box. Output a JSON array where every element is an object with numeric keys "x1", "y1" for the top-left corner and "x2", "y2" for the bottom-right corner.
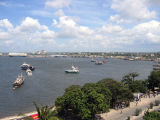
[{"x1": 101, "y1": 94, "x2": 160, "y2": 120}]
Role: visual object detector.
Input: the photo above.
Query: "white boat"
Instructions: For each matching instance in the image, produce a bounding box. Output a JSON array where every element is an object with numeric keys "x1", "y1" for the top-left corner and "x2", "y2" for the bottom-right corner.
[
  {"x1": 91, "y1": 58, "x2": 96, "y2": 62},
  {"x1": 13, "y1": 74, "x2": 24, "y2": 89},
  {"x1": 65, "y1": 65, "x2": 79, "y2": 73},
  {"x1": 95, "y1": 61, "x2": 103, "y2": 65},
  {"x1": 21, "y1": 62, "x2": 35, "y2": 71},
  {"x1": 8, "y1": 53, "x2": 27, "y2": 57},
  {"x1": 26, "y1": 69, "x2": 32, "y2": 76}
]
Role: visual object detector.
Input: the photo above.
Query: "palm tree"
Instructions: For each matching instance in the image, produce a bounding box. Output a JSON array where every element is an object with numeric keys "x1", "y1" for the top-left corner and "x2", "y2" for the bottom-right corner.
[{"x1": 33, "y1": 102, "x2": 54, "y2": 120}]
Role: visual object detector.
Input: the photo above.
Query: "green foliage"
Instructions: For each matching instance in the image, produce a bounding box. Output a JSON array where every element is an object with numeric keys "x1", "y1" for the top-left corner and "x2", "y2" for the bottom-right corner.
[
  {"x1": 55, "y1": 83, "x2": 110, "y2": 120},
  {"x1": 155, "y1": 100, "x2": 160, "y2": 106},
  {"x1": 122, "y1": 73, "x2": 148, "y2": 93},
  {"x1": 135, "y1": 108, "x2": 142, "y2": 116},
  {"x1": 82, "y1": 83, "x2": 112, "y2": 105},
  {"x1": 48, "y1": 116, "x2": 63, "y2": 120},
  {"x1": 148, "y1": 71, "x2": 160, "y2": 91},
  {"x1": 129, "y1": 80, "x2": 148, "y2": 93},
  {"x1": 150, "y1": 102, "x2": 154, "y2": 109},
  {"x1": 24, "y1": 117, "x2": 34, "y2": 120},
  {"x1": 33, "y1": 102, "x2": 54, "y2": 120},
  {"x1": 55, "y1": 85, "x2": 92, "y2": 119},
  {"x1": 98, "y1": 78, "x2": 134, "y2": 108},
  {"x1": 143, "y1": 111, "x2": 160, "y2": 120},
  {"x1": 122, "y1": 72, "x2": 139, "y2": 84}
]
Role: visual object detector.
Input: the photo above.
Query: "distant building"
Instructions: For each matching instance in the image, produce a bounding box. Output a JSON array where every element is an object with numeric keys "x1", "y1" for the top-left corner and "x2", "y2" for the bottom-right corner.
[
  {"x1": 151, "y1": 53, "x2": 155, "y2": 57},
  {"x1": 41, "y1": 50, "x2": 46, "y2": 55},
  {"x1": 35, "y1": 51, "x2": 41, "y2": 55}
]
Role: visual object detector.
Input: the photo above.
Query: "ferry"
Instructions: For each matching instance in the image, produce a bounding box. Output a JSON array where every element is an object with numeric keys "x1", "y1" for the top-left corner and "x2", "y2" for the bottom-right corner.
[
  {"x1": 8, "y1": 53, "x2": 27, "y2": 57},
  {"x1": 13, "y1": 74, "x2": 24, "y2": 89},
  {"x1": 21, "y1": 63, "x2": 35, "y2": 71},
  {"x1": 65, "y1": 65, "x2": 79, "y2": 73}
]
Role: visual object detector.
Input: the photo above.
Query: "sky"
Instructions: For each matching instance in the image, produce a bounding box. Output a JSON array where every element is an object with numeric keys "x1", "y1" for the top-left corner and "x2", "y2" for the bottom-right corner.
[{"x1": 0, "y1": 0, "x2": 160, "y2": 52}]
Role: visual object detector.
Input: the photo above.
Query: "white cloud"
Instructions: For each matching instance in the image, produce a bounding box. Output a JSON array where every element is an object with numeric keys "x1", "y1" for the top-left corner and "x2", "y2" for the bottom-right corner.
[
  {"x1": 54, "y1": 16, "x2": 94, "y2": 39},
  {"x1": 54, "y1": 9, "x2": 65, "y2": 17},
  {"x1": 111, "y1": 0, "x2": 156, "y2": 21},
  {"x1": 0, "y1": 19, "x2": 13, "y2": 30},
  {"x1": 1, "y1": 16, "x2": 160, "y2": 52},
  {"x1": 109, "y1": 15, "x2": 131, "y2": 24},
  {"x1": 15, "y1": 17, "x2": 47, "y2": 33},
  {"x1": 0, "y1": 17, "x2": 56, "y2": 52},
  {"x1": 100, "y1": 24, "x2": 123, "y2": 34},
  {"x1": 45, "y1": 0, "x2": 72, "y2": 9}
]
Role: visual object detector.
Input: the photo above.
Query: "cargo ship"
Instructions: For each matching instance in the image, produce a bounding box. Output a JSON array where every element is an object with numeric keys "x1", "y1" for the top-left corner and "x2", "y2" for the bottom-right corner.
[{"x1": 8, "y1": 53, "x2": 27, "y2": 57}]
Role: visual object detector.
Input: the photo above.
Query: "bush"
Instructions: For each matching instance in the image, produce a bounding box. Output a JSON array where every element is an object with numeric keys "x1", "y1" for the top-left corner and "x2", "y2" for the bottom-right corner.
[
  {"x1": 155, "y1": 100, "x2": 160, "y2": 106},
  {"x1": 143, "y1": 111, "x2": 160, "y2": 120},
  {"x1": 150, "y1": 102, "x2": 154, "y2": 109},
  {"x1": 135, "y1": 108, "x2": 142, "y2": 116}
]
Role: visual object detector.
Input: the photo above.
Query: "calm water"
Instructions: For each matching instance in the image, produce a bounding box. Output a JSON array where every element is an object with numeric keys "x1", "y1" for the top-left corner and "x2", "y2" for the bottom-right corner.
[{"x1": 0, "y1": 56, "x2": 155, "y2": 118}]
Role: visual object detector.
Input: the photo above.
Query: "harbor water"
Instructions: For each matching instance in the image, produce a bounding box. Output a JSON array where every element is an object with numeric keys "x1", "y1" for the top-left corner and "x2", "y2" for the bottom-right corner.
[{"x1": 0, "y1": 56, "x2": 155, "y2": 118}]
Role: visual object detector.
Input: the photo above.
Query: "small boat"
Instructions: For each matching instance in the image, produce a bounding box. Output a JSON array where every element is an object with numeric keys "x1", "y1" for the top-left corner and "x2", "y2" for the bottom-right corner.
[
  {"x1": 21, "y1": 62, "x2": 35, "y2": 71},
  {"x1": 95, "y1": 61, "x2": 103, "y2": 65},
  {"x1": 103, "y1": 60, "x2": 107, "y2": 63},
  {"x1": 91, "y1": 58, "x2": 96, "y2": 62},
  {"x1": 13, "y1": 74, "x2": 24, "y2": 89},
  {"x1": 129, "y1": 58, "x2": 135, "y2": 61},
  {"x1": 26, "y1": 69, "x2": 32, "y2": 76},
  {"x1": 153, "y1": 64, "x2": 160, "y2": 71},
  {"x1": 65, "y1": 65, "x2": 79, "y2": 73}
]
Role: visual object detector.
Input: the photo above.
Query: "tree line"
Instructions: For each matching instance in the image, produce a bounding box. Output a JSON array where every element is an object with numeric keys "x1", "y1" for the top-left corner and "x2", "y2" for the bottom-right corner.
[{"x1": 25, "y1": 70, "x2": 160, "y2": 120}]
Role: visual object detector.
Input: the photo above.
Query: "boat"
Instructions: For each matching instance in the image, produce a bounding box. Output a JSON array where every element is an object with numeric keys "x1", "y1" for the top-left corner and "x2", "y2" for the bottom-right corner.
[
  {"x1": 13, "y1": 74, "x2": 24, "y2": 89},
  {"x1": 8, "y1": 53, "x2": 27, "y2": 57},
  {"x1": 129, "y1": 58, "x2": 134, "y2": 61},
  {"x1": 21, "y1": 63, "x2": 35, "y2": 71},
  {"x1": 153, "y1": 64, "x2": 160, "y2": 71},
  {"x1": 91, "y1": 58, "x2": 96, "y2": 62},
  {"x1": 95, "y1": 61, "x2": 103, "y2": 65},
  {"x1": 26, "y1": 69, "x2": 32, "y2": 76},
  {"x1": 103, "y1": 60, "x2": 107, "y2": 63},
  {"x1": 65, "y1": 65, "x2": 79, "y2": 73}
]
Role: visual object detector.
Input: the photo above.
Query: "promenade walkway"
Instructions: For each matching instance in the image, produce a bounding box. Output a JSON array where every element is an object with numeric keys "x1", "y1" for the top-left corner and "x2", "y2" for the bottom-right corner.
[{"x1": 101, "y1": 94, "x2": 160, "y2": 120}]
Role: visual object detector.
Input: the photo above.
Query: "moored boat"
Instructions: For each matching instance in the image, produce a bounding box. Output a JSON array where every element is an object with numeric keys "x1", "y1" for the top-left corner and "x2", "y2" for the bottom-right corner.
[
  {"x1": 26, "y1": 69, "x2": 32, "y2": 76},
  {"x1": 21, "y1": 63, "x2": 35, "y2": 71},
  {"x1": 65, "y1": 65, "x2": 79, "y2": 73},
  {"x1": 103, "y1": 60, "x2": 107, "y2": 63},
  {"x1": 13, "y1": 74, "x2": 24, "y2": 89},
  {"x1": 91, "y1": 58, "x2": 96, "y2": 62},
  {"x1": 153, "y1": 64, "x2": 160, "y2": 71},
  {"x1": 95, "y1": 61, "x2": 103, "y2": 65}
]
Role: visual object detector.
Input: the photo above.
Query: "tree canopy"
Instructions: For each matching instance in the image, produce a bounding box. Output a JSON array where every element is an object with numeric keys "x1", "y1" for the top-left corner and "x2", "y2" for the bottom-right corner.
[
  {"x1": 55, "y1": 84, "x2": 110, "y2": 120},
  {"x1": 98, "y1": 78, "x2": 133, "y2": 108},
  {"x1": 148, "y1": 70, "x2": 160, "y2": 91},
  {"x1": 121, "y1": 73, "x2": 148, "y2": 93}
]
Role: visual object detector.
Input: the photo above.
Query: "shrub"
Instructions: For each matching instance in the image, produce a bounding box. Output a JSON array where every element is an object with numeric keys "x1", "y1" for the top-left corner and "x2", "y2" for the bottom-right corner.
[
  {"x1": 150, "y1": 102, "x2": 154, "y2": 109},
  {"x1": 135, "y1": 108, "x2": 142, "y2": 116},
  {"x1": 143, "y1": 111, "x2": 160, "y2": 120}
]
